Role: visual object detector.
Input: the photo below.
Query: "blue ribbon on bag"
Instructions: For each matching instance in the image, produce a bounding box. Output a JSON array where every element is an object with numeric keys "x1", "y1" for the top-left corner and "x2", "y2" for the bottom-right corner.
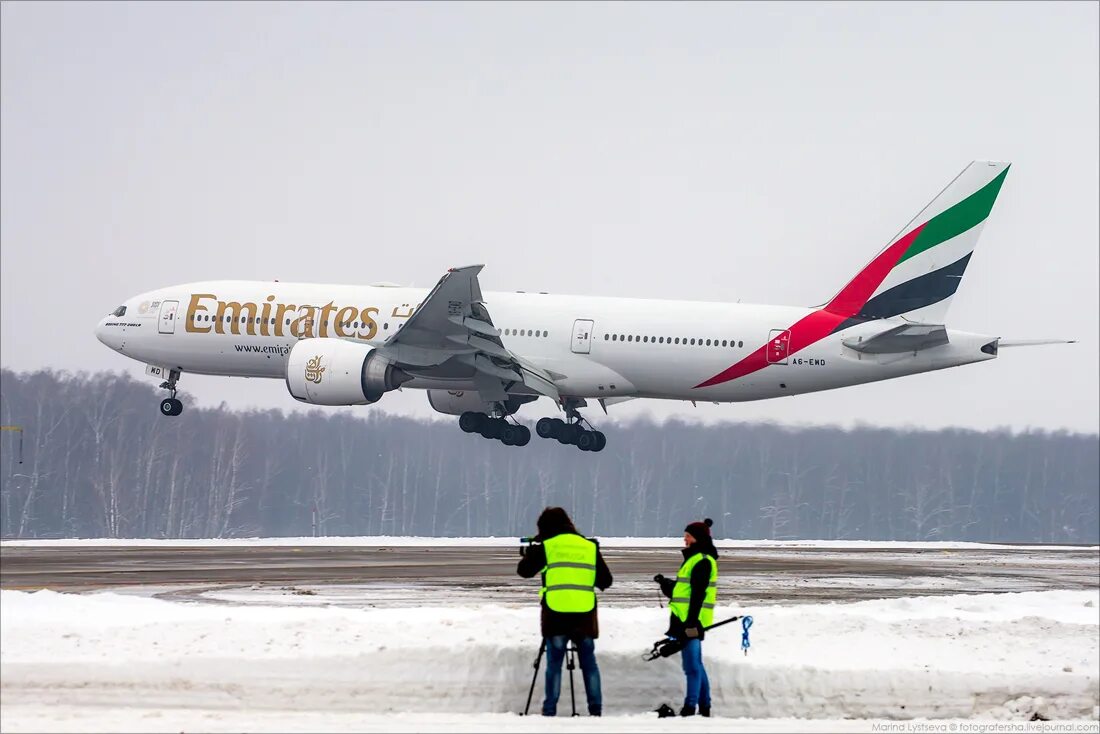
[{"x1": 741, "y1": 616, "x2": 753, "y2": 655}]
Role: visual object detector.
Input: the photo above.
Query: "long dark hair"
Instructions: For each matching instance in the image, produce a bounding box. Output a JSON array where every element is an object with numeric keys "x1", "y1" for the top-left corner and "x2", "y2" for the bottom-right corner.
[{"x1": 536, "y1": 506, "x2": 579, "y2": 539}]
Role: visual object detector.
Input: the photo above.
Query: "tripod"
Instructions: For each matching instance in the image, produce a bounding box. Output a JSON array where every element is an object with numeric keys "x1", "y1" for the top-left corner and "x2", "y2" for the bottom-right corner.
[{"x1": 522, "y1": 638, "x2": 580, "y2": 717}]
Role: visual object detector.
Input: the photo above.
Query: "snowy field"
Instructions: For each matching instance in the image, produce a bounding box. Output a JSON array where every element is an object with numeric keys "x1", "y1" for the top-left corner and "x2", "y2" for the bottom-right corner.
[
  {"x1": 2, "y1": 541, "x2": 1098, "y2": 733},
  {"x1": 4, "y1": 535, "x2": 1096, "y2": 550}
]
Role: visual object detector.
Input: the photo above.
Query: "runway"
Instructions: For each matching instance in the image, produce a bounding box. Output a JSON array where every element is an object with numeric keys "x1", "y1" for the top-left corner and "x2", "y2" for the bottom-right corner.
[{"x1": 2, "y1": 542, "x2": 1096, "y2": 606}]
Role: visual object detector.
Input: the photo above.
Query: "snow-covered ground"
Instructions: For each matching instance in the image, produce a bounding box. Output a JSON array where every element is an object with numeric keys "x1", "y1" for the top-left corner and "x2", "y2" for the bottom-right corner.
[
  {"x1": 2, "y1": 585, "x2": 1098, "y2": 732},
  {"x1": 3, "y1": 535, "x2": 1097, "y2": 550}
]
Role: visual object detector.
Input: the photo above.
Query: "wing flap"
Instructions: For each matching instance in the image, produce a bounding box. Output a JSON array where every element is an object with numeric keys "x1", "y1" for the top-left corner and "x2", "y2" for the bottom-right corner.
[
  {"x1": 447, "y1": 315, "x2": 500, "y2": 339},
  {"x1": 456, "y1": 353, "x2": 522, "y2": 383}
]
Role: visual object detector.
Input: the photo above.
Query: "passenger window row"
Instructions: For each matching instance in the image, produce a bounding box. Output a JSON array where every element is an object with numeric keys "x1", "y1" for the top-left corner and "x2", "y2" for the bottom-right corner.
[
  {"x1": 604, "y1": 333, "x2": 744, "y2": 348},
  {"x1": 503, "y1": 328, "x2": 549, "y2": 338},
  {"x1": 190, "y1": 314, "x2": 393, "y2": 331}
]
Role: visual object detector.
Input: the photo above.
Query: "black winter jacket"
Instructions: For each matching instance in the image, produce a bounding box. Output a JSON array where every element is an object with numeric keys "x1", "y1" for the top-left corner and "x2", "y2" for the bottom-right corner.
[{"x1": 516, "y1": 531, "x2": 613, "y2": 640}]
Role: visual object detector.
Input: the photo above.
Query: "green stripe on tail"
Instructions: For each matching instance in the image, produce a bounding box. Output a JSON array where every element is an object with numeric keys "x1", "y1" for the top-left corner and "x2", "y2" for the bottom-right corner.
[{"x1": 898, "y1": 166, "x2": 1010, "y2": 264}]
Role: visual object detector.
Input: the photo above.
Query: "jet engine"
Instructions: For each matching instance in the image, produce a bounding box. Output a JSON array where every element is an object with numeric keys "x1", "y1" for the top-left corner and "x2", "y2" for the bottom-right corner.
[
  {"x1": 286, "y1": 339, "x2": 409, "y2": 406},
  {"x1": 427, "y1": 390, "x2": 535, "y2": 416}
]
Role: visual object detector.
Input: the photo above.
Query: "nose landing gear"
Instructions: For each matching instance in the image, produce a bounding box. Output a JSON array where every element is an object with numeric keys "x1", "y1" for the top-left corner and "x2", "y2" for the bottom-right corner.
[
  {"x1": 158, "y1": 370, "x2": 183, "y2": 417},
  {"x1": 535, "y1": 401, "x2": 606, "y2": 452}
]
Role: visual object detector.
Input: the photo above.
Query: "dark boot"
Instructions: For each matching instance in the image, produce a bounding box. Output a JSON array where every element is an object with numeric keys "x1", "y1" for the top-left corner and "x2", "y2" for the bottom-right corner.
[
  {"x1": 699, "y1": 704, "x2": 711, "y2": 717},
  {"x1": 588, "y1": 705, "x2": 601, "y2": 717},
  {"x1": 680, "y1": 705, "x2": 696, "y2": 717}
]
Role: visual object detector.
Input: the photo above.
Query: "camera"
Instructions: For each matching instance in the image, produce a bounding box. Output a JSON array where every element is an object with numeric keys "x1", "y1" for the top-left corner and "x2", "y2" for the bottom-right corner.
[
  {"x1": 519, "y1": 536, "x2": 540, "y2": 557},
  {"x1": 653, "y1": 573, "x2": 666, "y2": 583}
]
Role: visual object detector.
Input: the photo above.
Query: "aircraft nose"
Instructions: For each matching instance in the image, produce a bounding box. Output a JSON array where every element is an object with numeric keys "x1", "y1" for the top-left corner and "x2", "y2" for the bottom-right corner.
[{"x1": 95, "y1": 317, "x2": 122, "y2": 350}]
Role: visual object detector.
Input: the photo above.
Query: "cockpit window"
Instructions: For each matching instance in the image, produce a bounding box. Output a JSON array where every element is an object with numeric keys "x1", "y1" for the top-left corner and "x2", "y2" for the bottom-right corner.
[{"x1": 111, "y1": 305, "x2": 127, "y2": 317}]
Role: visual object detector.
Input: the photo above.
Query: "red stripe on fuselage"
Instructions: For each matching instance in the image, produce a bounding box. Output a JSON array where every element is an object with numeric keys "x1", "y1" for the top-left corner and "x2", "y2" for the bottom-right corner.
[{"x1": 693, "y1": 224, "x2": 926, "y2": 389}]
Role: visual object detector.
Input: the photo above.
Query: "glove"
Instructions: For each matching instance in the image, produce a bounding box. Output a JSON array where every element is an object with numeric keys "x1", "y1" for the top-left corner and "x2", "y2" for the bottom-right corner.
[
  {"x1": 655, "y1": 574, "x2": 675, "y2": 596},
  {"x1": 683, "y1": 622, "x2": 704, "y2": 640}
]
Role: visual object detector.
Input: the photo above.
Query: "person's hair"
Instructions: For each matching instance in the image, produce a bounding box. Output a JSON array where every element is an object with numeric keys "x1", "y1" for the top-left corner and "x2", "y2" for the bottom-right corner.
[{"x1": 536, "y1": 506, "x2": 579, "y2": 538}]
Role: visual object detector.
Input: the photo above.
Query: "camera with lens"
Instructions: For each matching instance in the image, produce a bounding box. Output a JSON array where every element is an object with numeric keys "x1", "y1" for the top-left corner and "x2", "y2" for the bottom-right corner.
[
  {"x1": 653, "y1": 573, "x2": 666, "y2": 584},
  {"x1": 519, "y1": 535, "x2": 541, "y2": 557}
]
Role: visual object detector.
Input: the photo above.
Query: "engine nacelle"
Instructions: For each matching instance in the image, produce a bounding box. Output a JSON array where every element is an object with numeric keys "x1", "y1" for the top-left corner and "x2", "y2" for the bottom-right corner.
[
  {"x1": 426, "y1": 390, "x2": 535, "y2": 416},
  {"x1": 286, "y1": 339, "x2": 409, "y2": 406}
]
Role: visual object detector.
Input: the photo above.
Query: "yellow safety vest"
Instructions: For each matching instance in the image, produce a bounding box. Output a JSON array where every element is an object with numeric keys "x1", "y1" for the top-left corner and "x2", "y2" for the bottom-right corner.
[
  {"x1": 540, "y1": 533, "x2": 597, "y2": 613},
  {"x1": 669, "y1": 553, "x2": 718, "y2": 627}
]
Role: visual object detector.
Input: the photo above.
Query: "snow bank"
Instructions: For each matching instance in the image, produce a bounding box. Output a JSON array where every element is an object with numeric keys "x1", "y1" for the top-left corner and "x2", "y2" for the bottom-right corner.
[
  {"x1": 11, "y1": 709, "x2": 1057, "y2": 734},
  {"x1": 3, "y1": 536, "x2": 1096, "y2": 550},
  {"x1": 2, "y1": 588, "x2": 1097, "y2": 724},
  {"x1": 0, "y1": 708, "x2": 978, "y2": 733}
]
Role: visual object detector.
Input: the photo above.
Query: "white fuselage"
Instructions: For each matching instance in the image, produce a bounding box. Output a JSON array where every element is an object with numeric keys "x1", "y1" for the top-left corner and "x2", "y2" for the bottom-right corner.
[{"x1": 95, "y1": 280, "x2": 998, "y2": 405}]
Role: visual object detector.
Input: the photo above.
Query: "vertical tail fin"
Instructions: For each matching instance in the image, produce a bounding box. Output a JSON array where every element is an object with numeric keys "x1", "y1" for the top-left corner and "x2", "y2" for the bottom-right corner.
[{"x1": 825, "y1": 161, "x2": 1010, "y2": 328}]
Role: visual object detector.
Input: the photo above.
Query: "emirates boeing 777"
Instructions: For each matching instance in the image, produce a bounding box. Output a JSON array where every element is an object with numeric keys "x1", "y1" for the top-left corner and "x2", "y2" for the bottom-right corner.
[{"x1": 95, "y1": 161, "x2": 1072, "y2": 452}]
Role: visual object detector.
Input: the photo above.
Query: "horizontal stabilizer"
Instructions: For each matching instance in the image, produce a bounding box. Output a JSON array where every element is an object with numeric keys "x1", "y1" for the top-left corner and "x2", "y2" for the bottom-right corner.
[{"x1": 842, "y1": 323, "x2": 949, "y2": 354}]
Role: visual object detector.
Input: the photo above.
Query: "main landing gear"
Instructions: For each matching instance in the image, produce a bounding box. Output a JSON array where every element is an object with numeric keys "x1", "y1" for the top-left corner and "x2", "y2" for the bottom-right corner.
[
  {"x1": 158, "y1": 370, "x2": 183, "y2": 417},
  {"x1": 459, "y1": 411, "x2": 532, "y2": 447},
  {"x1": 535, "y1": 401, "x2": 606, "y2": 452}
]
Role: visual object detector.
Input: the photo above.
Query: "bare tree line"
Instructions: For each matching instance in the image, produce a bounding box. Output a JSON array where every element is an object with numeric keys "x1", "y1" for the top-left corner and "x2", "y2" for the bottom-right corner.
[{"x1": 1, "y1": 369, "x2": 1097, "y2": 542}]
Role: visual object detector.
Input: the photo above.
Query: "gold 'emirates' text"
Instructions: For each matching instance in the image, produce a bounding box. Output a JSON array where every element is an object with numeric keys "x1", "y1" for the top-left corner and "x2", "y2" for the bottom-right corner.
[{"x1": 184, "y1": 294, "x2": 381, "y2": 340}]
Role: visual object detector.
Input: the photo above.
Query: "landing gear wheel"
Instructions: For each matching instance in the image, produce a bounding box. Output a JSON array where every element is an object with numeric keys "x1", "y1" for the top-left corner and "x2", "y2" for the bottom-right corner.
[
  {"x1": 535, "y1": 417, "x2": 557, "y2": 439},
  {"x1": 500, "y1": 424, "x2": 520, "y2": 446},
  {"x1": 459, "y1": 411, "x2": 485, "y2": 433},
  {"x1": 159, "y1": 398, "x2": 183, "y2": 417},
  {"x1": 557, "y1": 423, "x2": 579, "y2": 445},
  {"x1": 158, "y1": 370, "x2": 183, "y2": 417},
  {"x1": 514, "y1": 425, "x2": 532, "y2": 446},
  {"x1": 550, "y1": 399, "x2": 607, "y2": 452},
  {"x1": 480, "y1": 419, "x2": 503, "y2": 440}
]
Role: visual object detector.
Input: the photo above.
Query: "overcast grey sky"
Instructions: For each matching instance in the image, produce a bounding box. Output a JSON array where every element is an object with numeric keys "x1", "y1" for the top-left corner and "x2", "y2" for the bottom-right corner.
[{"x1": 2, "y1": 1, "x2": 1097, "y2": 433}]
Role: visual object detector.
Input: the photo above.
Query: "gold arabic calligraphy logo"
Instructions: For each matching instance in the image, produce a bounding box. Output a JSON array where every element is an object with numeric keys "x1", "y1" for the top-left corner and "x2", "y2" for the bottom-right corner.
[{"x1": 305, "y1": 355, "x2": 325, "y2": 384}]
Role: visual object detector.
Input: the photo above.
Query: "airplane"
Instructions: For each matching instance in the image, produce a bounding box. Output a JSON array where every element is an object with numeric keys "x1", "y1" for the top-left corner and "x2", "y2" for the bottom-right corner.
[{"x1": 95, "y1": 161, "x2": 1073, "y2": 452}]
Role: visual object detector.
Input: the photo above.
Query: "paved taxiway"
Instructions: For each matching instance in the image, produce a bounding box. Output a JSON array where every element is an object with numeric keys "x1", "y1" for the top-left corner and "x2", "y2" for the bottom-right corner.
[{"x1": 2, "y1": 543, "x2": 1096, "y2": 607}]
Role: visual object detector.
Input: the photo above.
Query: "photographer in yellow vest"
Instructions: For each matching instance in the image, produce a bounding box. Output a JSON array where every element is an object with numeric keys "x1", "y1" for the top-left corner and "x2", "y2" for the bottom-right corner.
[
  {"x1": 517, "y1": 506, "x2": 613, "y2": 716},
  {"x1": 655, "y1": 517, "x2": 718, "y2": 717}
]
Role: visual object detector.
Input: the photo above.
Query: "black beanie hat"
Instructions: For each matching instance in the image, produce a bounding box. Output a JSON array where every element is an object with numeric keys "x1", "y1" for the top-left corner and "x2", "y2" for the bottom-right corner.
[{"x1": 685, "y1": 517, "x2": 714, "y2": 543}]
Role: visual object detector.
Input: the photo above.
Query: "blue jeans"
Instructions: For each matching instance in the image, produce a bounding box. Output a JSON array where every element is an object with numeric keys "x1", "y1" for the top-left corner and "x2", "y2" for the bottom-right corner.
[
  {"x1": 542, "y1": 636, "x2": 602, "y2": 715},
  {"x1": 681, "y1": 638, "x2": 711, "y2": 709}
]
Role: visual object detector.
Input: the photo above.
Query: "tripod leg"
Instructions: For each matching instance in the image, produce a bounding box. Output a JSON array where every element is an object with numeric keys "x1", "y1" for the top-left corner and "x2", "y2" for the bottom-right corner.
[
  {"x1": 523, "y1": 639, "x2": 545, "y2": 716},
  {"x1": 567, "y1": 643, "x2": 578, "y2": 717}
]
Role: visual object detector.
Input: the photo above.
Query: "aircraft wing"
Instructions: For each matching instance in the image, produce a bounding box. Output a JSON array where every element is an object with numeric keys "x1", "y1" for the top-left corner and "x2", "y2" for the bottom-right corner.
[{"x1": 379, "y1": 265, "x2": 560, "y2": 402}]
